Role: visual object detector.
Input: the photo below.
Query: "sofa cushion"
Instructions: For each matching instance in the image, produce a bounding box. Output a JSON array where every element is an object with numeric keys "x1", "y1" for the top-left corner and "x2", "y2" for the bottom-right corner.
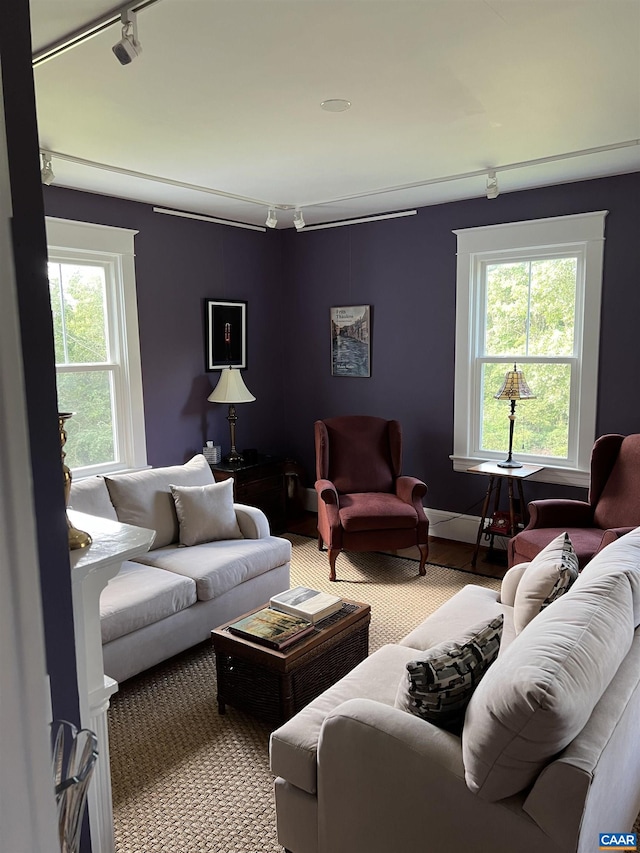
[
  {"x1": 100, "y1": 560, "x2": 197, "y2": 643},
  {"x1": 395, "y1": 615, "x2": 503, "y2": 733},
  {"x1": 69, "y1": 476, "x2": 118, "y2": 521},
  {"x1": 105, "y1": 455, "x2": 214, "y2": 548},
  {"x1": 462, "y1": 565, "x2": 636, "y2": 802},
  {"x1": 170, "y1": 479, "x2": 242, "y2": 546},
  {"x1": 513, "y1": 532, "x2": 579, "y2": 634},
  {"x1": 270, "y1": 643, "x2": 417, "y2": 795},
  {"x1": 399, "y1": 584, "x2": 506, "y2": 651},
  {"x1": 135, "y1": 535, "x2": 291, "y2": 601}
]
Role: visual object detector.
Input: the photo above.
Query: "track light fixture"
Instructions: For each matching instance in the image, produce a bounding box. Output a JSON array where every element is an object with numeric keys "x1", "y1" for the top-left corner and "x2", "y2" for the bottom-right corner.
[
  {"x1": 112, "y1": 10, "x2": 142, "y2": 65},
  {"x1": 486, "y1": 170, "x2": 499, "y2": 199},
  {"x1": 265, "y1": 207, "x2": 278, "y2": 228},
  {"x1": 40, "y1": 151, "x2": 55, "y2": 186},
  {"x1": 293, "y1": 209, "x2": 305, "y2": 231}
]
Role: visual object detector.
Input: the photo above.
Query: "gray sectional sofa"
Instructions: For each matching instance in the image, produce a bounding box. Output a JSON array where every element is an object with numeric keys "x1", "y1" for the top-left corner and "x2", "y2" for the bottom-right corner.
[
  {"x1": 69, "y1": 454, "x2": 291, "y2": 683},
  {"x1": 270, "y1": 528, "x2": 640, "y2": 853}
]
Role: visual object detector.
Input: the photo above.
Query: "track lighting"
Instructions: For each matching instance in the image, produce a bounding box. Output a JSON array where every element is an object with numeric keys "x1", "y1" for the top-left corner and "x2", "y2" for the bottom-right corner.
[
  {"x1": 112, "y1": 10, "x2": 142, "y2": 65},
  {"x1": 265, "y1": 207, "x2": 278, "y2": 228},
  {"x1": 486, "y1": 170, "x2": 499, "y2": 199},
  {"x1": 293, "y1": 209, "x2": 305, "y2": 231},
  {"x1": 40, "y1": 151, "x2": 55, "y2": 186}
]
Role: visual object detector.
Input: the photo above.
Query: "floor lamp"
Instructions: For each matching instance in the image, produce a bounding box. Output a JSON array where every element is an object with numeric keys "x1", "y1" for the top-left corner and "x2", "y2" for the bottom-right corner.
[
  {"x1": 494, "y1": 363, "x2": 536, "y2": 468},
  {"x1": 207, "y1": 367, "x2": 255, "y2": 463}
]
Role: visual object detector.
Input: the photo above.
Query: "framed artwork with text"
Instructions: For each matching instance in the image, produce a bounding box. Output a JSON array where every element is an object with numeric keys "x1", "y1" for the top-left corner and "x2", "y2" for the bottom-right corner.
[{"x1": 330, "y1": 305, "x2": 371, "y2": 377}]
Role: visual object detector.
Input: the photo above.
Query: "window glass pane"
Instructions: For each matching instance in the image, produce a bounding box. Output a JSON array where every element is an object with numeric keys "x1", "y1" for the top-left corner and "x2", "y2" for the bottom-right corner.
[
  {"x1": 56, "y1": 371, "x2": 115, "y2": 468},
  {"x1": 480, "y1": 362, "x2": 570, "y2": 459},
  {"x1": 47, "y1": 263, "x2": 65, "y2": 364},
  {"x1": 485, "y1": 262, "x2": 529, "y2": 356},
  {"x1": 528, "y1": 258, "x2": 576, "y2": 356},
  {"x1": 53, "y1": 264, "x2": 108, "y2": 364}
]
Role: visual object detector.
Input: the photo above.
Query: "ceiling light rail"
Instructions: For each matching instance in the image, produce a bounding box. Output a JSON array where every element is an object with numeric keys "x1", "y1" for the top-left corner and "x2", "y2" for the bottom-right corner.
[
  {"x1": 32, "y1": 0, "x2": 163, "y2": 67},
  {"x1": 301, "y1": 138, "x2": 640, "y2": 209},
  {"x1": 41, "y1": 149, "x2": 269, "y2": 206}
]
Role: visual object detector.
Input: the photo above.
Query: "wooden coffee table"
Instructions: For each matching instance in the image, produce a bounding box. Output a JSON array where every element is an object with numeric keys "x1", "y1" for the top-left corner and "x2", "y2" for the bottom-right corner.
[{"x1": 211, "y1": 600, "x2": 371, "y2": 724}]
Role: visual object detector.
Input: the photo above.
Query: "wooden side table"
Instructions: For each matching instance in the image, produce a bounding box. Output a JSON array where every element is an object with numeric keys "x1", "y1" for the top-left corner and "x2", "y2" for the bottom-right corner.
[
  {"x1": 467, "y1": 462, "x2": 544, "y2": 568},
  {"x1": 209, "y1": 454, "x2": 287, "y2": 533}
]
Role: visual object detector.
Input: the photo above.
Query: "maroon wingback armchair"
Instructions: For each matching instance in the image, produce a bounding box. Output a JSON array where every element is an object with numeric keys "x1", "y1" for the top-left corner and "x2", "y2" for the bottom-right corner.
[
  {"x1": 314, "y1": 416, "x2": 429, "y2": 582},
  {"x1": 508, "y1": 433, "x2": 640, "y2": 570}
]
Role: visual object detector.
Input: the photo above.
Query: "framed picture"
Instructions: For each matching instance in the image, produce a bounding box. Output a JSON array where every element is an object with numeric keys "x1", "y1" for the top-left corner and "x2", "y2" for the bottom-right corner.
[
  {"x1": 330, "y1": 305, "x2": 371, "y2": 377},
  {"x1": 204, "y1": 299, "x2": 247, "y2": 371}
]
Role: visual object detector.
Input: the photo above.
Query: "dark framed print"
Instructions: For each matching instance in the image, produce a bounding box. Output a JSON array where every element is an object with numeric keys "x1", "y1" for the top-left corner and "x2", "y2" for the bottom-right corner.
[
  {"x1": 330, "y1": 305, "x2": 371, "y2": 377},
  {"x1": 204, "y1": 299, "x2": 247, "y2": 371}
]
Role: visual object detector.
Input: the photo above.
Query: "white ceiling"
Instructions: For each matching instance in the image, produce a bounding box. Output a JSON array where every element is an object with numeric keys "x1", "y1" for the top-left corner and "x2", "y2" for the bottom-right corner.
[{"x1": 30, "y1": 0, "x2": 640, "y2": 229}]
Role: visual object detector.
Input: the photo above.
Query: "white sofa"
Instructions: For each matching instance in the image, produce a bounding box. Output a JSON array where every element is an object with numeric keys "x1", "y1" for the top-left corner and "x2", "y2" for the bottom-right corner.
[
  {"x1": 270, "y1": 528, "x2": 640, "y2": 853},
  {"x1": 69, "y1": 454, "x2": 291, "y2": 683}
]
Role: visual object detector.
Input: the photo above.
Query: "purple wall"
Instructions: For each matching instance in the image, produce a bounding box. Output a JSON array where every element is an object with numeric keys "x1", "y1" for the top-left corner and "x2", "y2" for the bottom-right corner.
[
  {"x1": 45, "y1": 171, "x2": 640, "y2": 519},
  {"x1": 45, "y1": 189, "x2": 287, "y2": 465},
  {"x1": 281, "y1": 172, "x2": 640, "y2": 512}
]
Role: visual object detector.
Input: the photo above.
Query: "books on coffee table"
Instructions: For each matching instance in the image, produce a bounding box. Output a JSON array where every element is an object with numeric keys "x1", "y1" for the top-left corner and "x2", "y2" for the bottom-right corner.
[
  {"x1": 228, "y1": 607, "x2": 315, "y2": 650},
  {"x1": 269, "y1": 586, "x2": 343, "y2": 624}
]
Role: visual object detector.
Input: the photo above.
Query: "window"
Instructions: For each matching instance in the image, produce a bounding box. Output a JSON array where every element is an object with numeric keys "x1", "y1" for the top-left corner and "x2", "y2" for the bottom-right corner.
[
  {"x1": 46, "y1": 218, "x2": 147, "y2": 477},
  {"x1": 452, "y1": 212, "x2": 607, "y2": 488}
]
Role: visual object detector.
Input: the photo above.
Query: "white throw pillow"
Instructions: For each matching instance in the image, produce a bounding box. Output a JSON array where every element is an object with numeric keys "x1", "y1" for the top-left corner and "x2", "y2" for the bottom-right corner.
[
  {"x1": 513, "y1": 531, "x2": 579, "y2": 634},
  {"x1": 170, "y1": 479, "x2": 242, "y2": 546}
]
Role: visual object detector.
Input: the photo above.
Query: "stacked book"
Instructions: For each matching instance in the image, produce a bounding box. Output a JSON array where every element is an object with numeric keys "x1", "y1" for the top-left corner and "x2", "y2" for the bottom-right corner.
[{"x1": 228, "y1": 587, "x2": 343, "y2": 650}]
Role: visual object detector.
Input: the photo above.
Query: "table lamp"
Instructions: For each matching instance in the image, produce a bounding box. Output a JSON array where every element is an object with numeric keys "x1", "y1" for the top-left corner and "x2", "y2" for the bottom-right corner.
[
  {"x1": 494, "y1": 363, "x2": 536, "y2": 468},
  {"x1": 207, "y1": 367, "x2": 255, "y2": 463}
]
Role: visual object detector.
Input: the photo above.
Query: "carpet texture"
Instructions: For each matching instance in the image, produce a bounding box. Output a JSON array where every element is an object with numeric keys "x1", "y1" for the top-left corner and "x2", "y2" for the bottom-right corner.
[{"x1": 107, "y1": 536, "x2": 501, "y2": 852}]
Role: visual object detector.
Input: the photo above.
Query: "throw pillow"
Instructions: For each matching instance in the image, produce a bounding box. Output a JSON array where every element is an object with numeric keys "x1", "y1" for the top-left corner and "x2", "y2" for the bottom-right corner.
[
  {"x1": 170, "y1": 479, "x2": 242, "y2": 546},
  {"x1": 395, "y1": 614, "x2": 504, "y2": 733},
  {"x1": 513, "y1": 531, "x2": 579, "y2": 634}
]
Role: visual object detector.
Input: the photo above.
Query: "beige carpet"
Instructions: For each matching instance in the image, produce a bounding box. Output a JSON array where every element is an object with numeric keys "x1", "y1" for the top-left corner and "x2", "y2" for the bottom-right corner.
[{"x1": 108, "y1": 535, "x2": 501, "y2": 853}]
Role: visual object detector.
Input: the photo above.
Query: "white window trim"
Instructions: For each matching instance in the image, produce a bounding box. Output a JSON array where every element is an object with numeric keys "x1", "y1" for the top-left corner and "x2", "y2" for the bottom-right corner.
[
  {"x1": 45, "y1": 217, "x2": 147, "y2": 476},
  {"x1": 451, "y1": 211, "x2": 607, "y2": 489}
]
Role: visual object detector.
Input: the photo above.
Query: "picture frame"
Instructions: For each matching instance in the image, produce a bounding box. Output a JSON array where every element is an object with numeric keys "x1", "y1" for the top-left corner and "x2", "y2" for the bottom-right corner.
[
  {"x1": 204, "y1": 299, "x2": 247, "y2": 371},
  {"x1": 330, "y1": 305, "x2": 371, "y2": 377}
]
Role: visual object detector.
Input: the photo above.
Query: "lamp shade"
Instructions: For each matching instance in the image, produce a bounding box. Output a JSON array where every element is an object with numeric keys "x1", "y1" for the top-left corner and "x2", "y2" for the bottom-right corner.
[
  {"x1": 494, "y1": 364, "x2": 536, "y2": 401},
  {"x1": 207, "y1": 367, "x2": 256, "y2": 404}
]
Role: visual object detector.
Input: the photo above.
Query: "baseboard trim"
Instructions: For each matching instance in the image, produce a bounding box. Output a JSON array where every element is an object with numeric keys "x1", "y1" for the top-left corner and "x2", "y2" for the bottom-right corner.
[{"x1": 302, "y1": 488, "x2": 481, "y2": 545}]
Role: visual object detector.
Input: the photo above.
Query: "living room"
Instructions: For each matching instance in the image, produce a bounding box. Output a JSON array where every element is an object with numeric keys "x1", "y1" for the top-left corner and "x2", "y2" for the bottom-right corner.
[{"x1": 2, "y1": 1, "x2": 640, "y2": 851}]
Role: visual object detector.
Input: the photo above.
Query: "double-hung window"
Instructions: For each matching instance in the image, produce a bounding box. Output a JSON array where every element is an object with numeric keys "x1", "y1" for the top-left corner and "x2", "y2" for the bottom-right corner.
[
  {"x1": 452, "y1": 212, "x2": 607, "y2": 488},
  {"x1": 46, "y1": 218, "x2": 147, "y2": 477}
]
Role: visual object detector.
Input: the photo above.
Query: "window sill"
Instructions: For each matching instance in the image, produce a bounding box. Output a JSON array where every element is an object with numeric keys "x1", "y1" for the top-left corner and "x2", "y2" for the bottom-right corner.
[{"x1": 450, "y1": 456, "x2": 590, "y2": 490}]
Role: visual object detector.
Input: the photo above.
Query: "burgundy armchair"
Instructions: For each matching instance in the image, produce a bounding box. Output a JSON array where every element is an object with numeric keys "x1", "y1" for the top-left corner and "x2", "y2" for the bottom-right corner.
[
  {"x1": 314, "y1": 416, "x2": 429, "y2": 582},
  {"x1": 508, "y1": 433, "x2": 640, "y2": 570}
]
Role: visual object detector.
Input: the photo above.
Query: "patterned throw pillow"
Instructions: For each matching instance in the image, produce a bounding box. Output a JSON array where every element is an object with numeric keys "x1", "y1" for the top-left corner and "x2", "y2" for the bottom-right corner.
[
  {"x1": 395, "y1": 615, "x2": 504, "y2": 733},
  {"x1": 513, "y1": 532, "x2": 579, "y2": 634}
]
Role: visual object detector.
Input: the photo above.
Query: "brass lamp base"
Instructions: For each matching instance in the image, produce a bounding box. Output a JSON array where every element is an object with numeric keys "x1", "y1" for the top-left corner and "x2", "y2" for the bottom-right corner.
[{"x1": 58, "y1": 412, "x2": 93, "y2": 551}]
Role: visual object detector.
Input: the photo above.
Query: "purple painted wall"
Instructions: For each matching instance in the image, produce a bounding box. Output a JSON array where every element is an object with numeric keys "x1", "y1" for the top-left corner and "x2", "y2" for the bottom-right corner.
[
  {"x1": 44, "y1": 189, "x2": 287, "y2": 465},
  {"x1": 281, "y1": 172, "x2": 640, "y2": 514},
  {"x1": 45, "y1": 171, "x2": 640, "y2": 520}
]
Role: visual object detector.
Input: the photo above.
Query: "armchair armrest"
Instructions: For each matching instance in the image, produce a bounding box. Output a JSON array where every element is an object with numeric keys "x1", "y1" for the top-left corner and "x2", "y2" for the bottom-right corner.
[
  {"x1": 597, "y1": 526, "x2": 637, "y2": 552},
  {"x1": 395, "y1": 475, "x2": 427, "y2": 505},
  {"x1": 526, "y1": 499, "x2": 594, "y2": 530},
  {"x1": 315, "y1": 478, "x2": 339, "y2": 506},
  {"x1": 233, "y1": 503, "x2": 270, "y2": 539},
  {"x1": 317, "y1": 698, "x2": 532, "y2": 853}
]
